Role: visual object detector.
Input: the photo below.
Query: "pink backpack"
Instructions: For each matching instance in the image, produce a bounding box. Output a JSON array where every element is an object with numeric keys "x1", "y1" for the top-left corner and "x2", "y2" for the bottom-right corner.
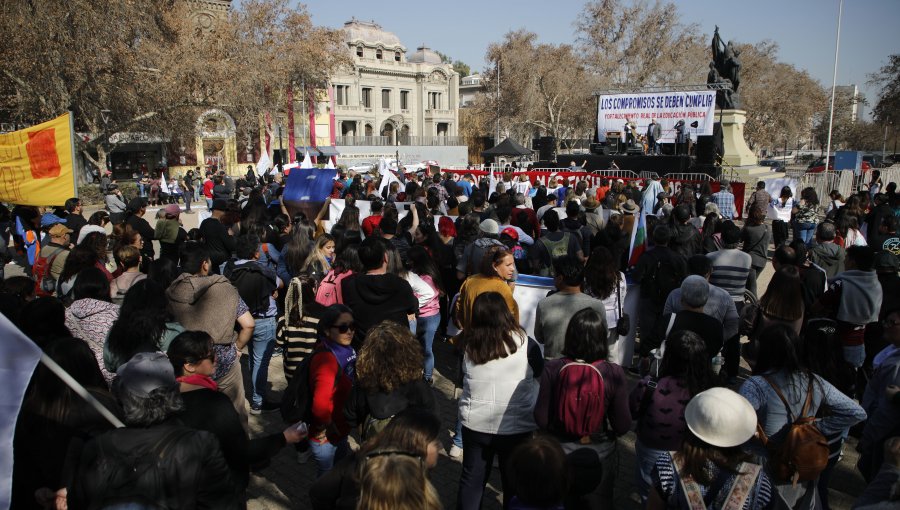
[
  {"x1": 315, "y1": 270, "x2": 351, "y2": 306},
  {"x1": 555, "y1": 359, "x2": 606, "y2": 439}
]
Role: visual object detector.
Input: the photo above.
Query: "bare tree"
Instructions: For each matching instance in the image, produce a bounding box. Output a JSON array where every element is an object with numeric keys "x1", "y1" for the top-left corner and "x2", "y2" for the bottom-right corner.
[
  {"x1": 576, "y1": 0, "x2": 708, "y2": 90},
  {"x1": 0, "y1": 0, "x2": 348, "y2": 179}
]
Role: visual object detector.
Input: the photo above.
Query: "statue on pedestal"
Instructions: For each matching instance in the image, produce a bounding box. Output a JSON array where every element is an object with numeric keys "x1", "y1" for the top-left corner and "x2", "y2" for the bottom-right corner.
[{"x1": 708, "y1": 26, "x2": 742, "y2": 109}]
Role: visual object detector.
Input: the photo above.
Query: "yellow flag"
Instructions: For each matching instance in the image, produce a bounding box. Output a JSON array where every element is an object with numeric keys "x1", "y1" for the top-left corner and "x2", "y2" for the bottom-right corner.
[{"x1": 0, "y1": 113, "x2": 77, "y2": 206}]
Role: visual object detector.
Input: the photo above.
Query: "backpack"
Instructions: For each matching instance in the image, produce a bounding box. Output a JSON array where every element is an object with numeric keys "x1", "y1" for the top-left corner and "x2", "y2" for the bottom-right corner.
[
  {"x1": 280, "y1": 346, "x2": 339, "y2": 423},
  {"x1": 643, "y1": 257, "x2": 682, "y2": 304},
  {"x1": 539, "y1": 233, "x2": 572, "y2": 276},
  {"x1": 33, "y1": 246, "x2": 65, "y2": 297},
  {"x1": 554, "y1": 359, "x2": 606, "y2": 440},
  {"x1": 758, "y1": 376, "x2": 829, "y2": 484},
  {"x1": 315, "y1": 270, "x2": 351, "y2": 306},
  {"x1": 223, "y1": 261, "x2": 276, "y2": 317}
]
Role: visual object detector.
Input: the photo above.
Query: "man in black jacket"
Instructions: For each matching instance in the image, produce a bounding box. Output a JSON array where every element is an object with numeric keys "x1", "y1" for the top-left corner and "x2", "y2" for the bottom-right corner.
[
  {"x1": 199, "y1": 198, "x2": 236, "y2": 273},
  {"x1": 223, "y1": 234, "x2": 282, "y2": 414},
  {"x1": 669, "y1": 204, "x2": 701, "y2": 260},
  {"x1": 341, "y1": 237, "x2": 417, "y2": 349}
]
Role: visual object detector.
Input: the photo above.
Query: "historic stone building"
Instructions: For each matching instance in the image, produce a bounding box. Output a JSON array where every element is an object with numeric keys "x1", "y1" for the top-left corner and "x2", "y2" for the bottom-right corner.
[{"x1": 331, "y1": 19, "x2": 459, "y2": 146}]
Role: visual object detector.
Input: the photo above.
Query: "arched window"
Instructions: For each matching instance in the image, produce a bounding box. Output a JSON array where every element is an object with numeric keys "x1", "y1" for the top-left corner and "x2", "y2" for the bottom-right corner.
[
  {"x1": 375, "y1": 49, "x2": 383, "y2": 59},
  {"x1": 356, "y1": 46, "x2": 363, "y2": 57},
  {"x1": 394, "y1": 51, "x2": 401, "y2": 62}
]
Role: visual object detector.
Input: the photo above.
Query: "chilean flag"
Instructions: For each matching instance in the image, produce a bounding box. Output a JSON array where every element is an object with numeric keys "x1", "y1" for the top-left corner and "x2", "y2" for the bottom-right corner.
[{"x1": 627, "y1": 210, "x2": 647, "y2": 268}]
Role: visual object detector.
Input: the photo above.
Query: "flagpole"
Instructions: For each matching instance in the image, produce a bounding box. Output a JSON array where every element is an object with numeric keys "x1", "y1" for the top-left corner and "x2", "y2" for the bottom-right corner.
[
  {"x1": 68, "y1": 111, "x2": 78, "y2": 198},
  {"x1": 39, "y1": 353, "x2": 125, "y2": 428},
  {"x1": 823, "y1": 0, "x2": 844, "y2": 172}
]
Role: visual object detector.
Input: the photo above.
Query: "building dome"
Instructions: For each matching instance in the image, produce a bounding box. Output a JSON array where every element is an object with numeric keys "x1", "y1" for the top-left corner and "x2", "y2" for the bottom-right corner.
[
  {"x1": 407, "y1": 45, "x2": 442, "y2": 65},
  {"x1": 343, "y1": 19, "x2": 403, "y2": 49}
]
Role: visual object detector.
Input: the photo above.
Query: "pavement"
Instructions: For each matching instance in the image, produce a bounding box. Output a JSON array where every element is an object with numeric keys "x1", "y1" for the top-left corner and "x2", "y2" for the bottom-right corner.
[{"x1": 6, "y1": 199, "x2": 867, "y2": 509}]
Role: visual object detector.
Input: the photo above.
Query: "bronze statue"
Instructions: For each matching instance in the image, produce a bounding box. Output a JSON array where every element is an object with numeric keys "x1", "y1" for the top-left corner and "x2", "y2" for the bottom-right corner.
[{"x1": 709, "y1": 26, "x2": 741, "y2": 109}]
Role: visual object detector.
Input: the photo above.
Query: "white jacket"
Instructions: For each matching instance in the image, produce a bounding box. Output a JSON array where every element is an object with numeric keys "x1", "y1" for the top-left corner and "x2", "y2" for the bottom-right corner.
[{"x1": 459, "y1": 331, "x2": 539, "y2": 435}]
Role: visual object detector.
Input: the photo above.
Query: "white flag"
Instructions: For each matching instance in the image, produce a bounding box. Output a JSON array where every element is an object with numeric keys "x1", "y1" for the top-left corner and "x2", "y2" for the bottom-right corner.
[
  {"x1": 300, "y1": 150, "x2": 314, "y2": 169},
  {"x1": 0, "y1": 313, "x2": 43, "y2": 510},
  {"x1": 378, "y1": 161, "x2": 401, "y2": 197},
  {"x1": 256, "y1": 152, "x2": 271, "y2": 176},
  {"x1": 159, "y1": 171, "x2": 170, "y2": 194}
]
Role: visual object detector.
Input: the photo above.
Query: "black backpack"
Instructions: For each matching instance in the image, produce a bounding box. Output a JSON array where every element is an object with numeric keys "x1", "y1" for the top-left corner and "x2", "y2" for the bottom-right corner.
[
  {"x1": 223, "y1": 261, "x2": 276, "y2": 317},
  {"x1": 643, "y1": 257, "x2": 682, "y2": 304},
  {"x1": 280, "y1": 346, "x2": 339, "y2": 423}
]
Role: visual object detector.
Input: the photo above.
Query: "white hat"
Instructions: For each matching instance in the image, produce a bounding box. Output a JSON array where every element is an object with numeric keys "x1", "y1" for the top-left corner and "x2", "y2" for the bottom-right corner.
[
  {"x1": 479, "y1": 219, "x2": 500, "y2": 235},
  {"x1": 77, "y1": 224, "x2": 107, "y2": 245},
  {"x1": 684, "y1": 387, "x2": 757, "y2": 448}
]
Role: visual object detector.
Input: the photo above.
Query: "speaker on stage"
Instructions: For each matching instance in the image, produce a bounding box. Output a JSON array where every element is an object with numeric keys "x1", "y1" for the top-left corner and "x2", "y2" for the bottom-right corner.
[
  {"x1": 538, "y1": 136, "x2": 556, "y2": 161},
  {"x1": 590, "y1": 143, "x2": 606, "y2": 155},
  {"x1": 695, "y1": 123, "x2": 724, "y2": 165}
]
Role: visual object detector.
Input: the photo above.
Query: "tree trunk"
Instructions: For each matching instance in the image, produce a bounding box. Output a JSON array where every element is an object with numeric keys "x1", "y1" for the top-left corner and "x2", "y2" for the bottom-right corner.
[{"x1": 80, "y1": 144, "x2": 107, "y2": 185}]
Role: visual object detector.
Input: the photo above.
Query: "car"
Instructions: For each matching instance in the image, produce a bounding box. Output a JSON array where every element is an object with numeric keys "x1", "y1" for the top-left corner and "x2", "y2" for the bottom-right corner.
[
  {"x1": 758, "y1": 159, "x2": 785, "y2": 172},
  {"x1": 806, "y1": 156, "x2": 871, "y2": 173}
]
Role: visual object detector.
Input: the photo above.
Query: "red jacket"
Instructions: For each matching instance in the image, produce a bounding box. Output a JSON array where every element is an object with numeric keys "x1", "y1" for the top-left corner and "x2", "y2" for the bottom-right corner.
[
  {"x1": 202, "y1": 180, "x2": 214, "y2": 199},
  {"x1": 309, "y1": 351, "x2": 353, "y2": 441}
]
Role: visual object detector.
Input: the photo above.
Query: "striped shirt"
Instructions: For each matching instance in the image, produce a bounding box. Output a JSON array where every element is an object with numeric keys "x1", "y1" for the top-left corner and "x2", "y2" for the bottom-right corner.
[{"x1": 707, "y1": 249, "x2": 753, "y2": 302}]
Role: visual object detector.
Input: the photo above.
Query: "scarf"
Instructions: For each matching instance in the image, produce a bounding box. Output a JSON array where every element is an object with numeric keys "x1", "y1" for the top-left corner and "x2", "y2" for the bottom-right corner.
[
  {"x1": 177, "y1": 374, "x2": 218, "y2": 391},
  {"x1": 325, "y1": 341, "x2": 357, "y2": 382}
]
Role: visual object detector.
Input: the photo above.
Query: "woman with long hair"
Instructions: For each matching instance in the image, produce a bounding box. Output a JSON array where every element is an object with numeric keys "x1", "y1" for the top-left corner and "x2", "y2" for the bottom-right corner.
[
  {"x1": 80, "y1": 231, "x2": 114, "y2": 281},
  {"x1": 346, "y1": 321, "x2": 437, "y2": 438},
  {"x1": 167, "y1": 331, "x2": 305, "y2": 493},
  {"x1": 12, "y1": 338, "x2": 121, "y2": 509},
  {"x1": 407, "y1": 246, "x2": 444, "y2": 383},
  {"x1": 457, "y1": 292, "x2": 540, "y2": 510},
  {"x1": 535, "y1": 307, "x2": 631, "y2": 508},
  {"x1": 584, "y1": 246, "x2": 628, "y2": 362},
  {"x1": 57, "y1": 245, "x2": 102, "y2": 302},
  {"x1": 307, "y1": 304, "x2": 358, "y2": 477},
  {"x1": 738, "y1": 325, "x2": 866, "y2": 507},
  {"x1": 105, "y1": 279, "x2": 184, "y2": 372},
  {"x1": 64, "y1": 267, "x2": 119, "y2": 383},
  {"x1": 310, "y1": 409, "x2": 443, "y2": 510},
  {"x1": 110, "y1": 245, "x2": 146, "y2": 302},
  {"x1": 647, "y1": 388, "x2": 775, "y2": 509},
  {"x1": 454, "y1": 246, "x2": 518, "y2": 332},
  {"x1": 147, "y1": 257, "x2": 178, "y2": 290},
  {"x1": 630, "y1": 330, "x2": 714, "y2": 503},
  {"x1": 792, "y1": 187, "x2": 820, "y2": 246},
  {"x1": 303, "y1": 234, "x2": 336, "y2": 285},
  {"x1": 746, "y1": 266, "x2": 806, "y2": 352},
  {"x1": 699, "y1": 213, "x2": 722, "y2": 254},
  {"x1": 315, "y1": 244, "x2": 363, "y2": 307},
  {"x1": 281, "y1": 228, "x2": 313, "y2": 278}
]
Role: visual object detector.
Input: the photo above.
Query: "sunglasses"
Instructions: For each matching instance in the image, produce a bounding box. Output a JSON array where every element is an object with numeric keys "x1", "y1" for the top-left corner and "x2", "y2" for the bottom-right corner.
[{"x1": 331, "y1": 322, "x2": 356, "y2": 333}]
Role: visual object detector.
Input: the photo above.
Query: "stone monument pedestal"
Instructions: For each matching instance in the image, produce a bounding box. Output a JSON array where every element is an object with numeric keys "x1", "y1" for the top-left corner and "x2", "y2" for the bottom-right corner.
[{"x1": 717, "y1": 109, "x2": 757, "y2": 168}]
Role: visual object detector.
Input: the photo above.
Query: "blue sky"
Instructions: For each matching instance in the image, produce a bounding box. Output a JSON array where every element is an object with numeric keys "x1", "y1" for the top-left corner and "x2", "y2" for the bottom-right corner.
[{"x1": 302, "y1": 0, "x2": 899, "y2": 120}]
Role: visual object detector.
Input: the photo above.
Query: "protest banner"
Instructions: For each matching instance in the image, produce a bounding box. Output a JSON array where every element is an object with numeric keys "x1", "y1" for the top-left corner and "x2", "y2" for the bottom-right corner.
[
  {"x1": 0, "y1": 113, "x2": 77, "y2": 206},
  {"x1": 597, "y1": 91, "x2": 716, "y2": 143}
]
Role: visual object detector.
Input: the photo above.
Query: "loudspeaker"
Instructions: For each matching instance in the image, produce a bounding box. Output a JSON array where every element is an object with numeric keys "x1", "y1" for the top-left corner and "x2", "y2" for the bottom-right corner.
[
  {"x1": 695, "y1": 123, "x2": 724, "y2": 165},
  {"x1": 538, "y1": 136, "x2": 556, "y2": 162},
  {"x1": 590, "y1": 143, "x2": 606, "y2": 155}
]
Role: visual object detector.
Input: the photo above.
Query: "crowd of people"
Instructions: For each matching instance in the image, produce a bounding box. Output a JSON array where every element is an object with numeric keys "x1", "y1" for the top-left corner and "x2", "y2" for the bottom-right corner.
[{"x1": 3, "y1": 163, "x2": 899, "y2": 509}]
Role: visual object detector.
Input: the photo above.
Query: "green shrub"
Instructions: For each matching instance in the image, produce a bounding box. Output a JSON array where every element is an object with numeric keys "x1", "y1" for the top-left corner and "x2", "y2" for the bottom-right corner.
[{"x1": 77, "y1": 182, "x2": 140, "y2": 206}]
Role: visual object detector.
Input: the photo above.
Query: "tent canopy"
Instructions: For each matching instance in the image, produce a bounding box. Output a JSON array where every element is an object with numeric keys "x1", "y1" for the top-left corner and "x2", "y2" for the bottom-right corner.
[{"x1": 481, "y1": 137, "x2": 533, "y2": 157}]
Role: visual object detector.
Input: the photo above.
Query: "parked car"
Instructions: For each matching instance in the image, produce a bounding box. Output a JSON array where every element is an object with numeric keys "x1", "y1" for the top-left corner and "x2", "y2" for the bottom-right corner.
[
  {"x1": 807, "y1": 156, "x2": 871, "y2": 173},
  {"x1": 759, "y1": 159, "x2": 785, "y2": 172}
]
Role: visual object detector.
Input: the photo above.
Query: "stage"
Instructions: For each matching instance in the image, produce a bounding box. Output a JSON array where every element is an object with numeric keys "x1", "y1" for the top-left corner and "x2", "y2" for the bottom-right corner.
[{"x1": 548, "y1": 154, "x2": 699, "y2": 176}]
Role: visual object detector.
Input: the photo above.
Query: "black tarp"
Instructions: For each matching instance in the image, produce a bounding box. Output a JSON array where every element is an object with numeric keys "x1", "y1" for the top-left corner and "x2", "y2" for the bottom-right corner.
[{"x1": 480, "y1": 137, "x2": 533, "y2": 157}]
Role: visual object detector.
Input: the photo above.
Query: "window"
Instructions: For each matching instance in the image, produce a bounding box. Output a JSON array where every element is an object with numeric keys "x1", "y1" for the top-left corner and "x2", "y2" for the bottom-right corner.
[
  {"x1": 375, "y1": 49, "x2": 383, "y2": 59},
  {"x1": 334, "y1": 85, "x2": 349, "y2": 106},
  {"x1": 400, "y1": 90, "x2": 409, "y2": 110},
  {"x1": 428, "y1": 92, "x2": 442, "y2": 110},
  {"x1": 356, "y1": 46, "x2": 363, "y2": 58},
  {"x1": 394, "y1": 51, "x2": 401, "y2": 62},
  {"x1": 381, "y1": 89, "x2": 391, "y2": 109},
  {"x1": 361, "y1": 88, "x2": 372, "y2": 108}
]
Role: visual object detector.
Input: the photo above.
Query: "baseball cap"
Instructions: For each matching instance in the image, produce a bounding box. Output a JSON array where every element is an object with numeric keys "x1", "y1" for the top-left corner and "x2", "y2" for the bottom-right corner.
[
  {"x1": 500, "y1": 227, "x2": 519, "y2": 241},
  {"x1": 49, "y1": 223, "x2": 72, "y2": 237},
  {"x1": 164, "y1": 204, "x2": 181, "y2": 218}
]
